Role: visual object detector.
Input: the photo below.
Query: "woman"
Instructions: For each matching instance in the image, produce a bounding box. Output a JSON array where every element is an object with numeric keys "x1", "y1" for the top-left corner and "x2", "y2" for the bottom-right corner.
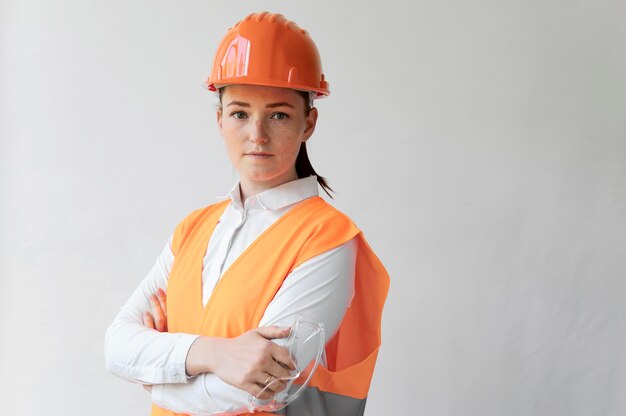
[{"x1": 105, "y1": 11, "x2": 389, "y2": 416}]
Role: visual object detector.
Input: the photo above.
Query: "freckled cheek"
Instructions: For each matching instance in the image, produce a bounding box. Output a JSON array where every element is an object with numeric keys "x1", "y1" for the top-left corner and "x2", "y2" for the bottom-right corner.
[
  {"x1": 221, "y1": 123, "x2": 243, "y2": 137},
  {"x1": 266, "y1": 122, "x2": 298, "y2": 136},
  {"x1": 221, "y1": 126, "x2": 246, "y2": 149},
  {"x1": 268, "y1": 121, "x2": 303, "y2": 139}
]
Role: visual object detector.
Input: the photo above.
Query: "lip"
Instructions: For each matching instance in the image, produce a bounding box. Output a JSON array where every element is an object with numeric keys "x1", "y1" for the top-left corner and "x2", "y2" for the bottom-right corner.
[{"x1": 246, "y1": 152, "x2": 274, "y2": 157}]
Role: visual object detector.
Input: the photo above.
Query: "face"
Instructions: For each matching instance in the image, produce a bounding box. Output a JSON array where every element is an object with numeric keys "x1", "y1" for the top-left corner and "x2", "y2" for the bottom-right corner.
[{"x1": 217, "y1": 84, "x2": 318, "y2": 192}]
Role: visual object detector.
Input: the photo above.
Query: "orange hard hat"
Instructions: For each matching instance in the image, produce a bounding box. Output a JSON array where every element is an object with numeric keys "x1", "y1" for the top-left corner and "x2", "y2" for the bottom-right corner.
[{"x1": 206, "y1": 12, "x2": 330, "y2": 98}]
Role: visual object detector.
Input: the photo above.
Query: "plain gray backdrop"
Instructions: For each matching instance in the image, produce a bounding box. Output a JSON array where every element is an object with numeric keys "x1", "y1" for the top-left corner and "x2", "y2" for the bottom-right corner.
[{"x1": 1, "y1": 0, "x2": 625, "y2": 415}]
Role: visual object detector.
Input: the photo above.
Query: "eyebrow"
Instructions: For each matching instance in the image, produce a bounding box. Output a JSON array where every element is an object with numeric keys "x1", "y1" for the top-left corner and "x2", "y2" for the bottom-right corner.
[
  {"x1": 226, "y1": 101, "x2": 295, "y2": 109},
  {"x1": 226, "y1": 101, "x2": 250, "y2": 107},
  {"x1": 266, "y1": 102, "x2": 295, "y2": 109}
]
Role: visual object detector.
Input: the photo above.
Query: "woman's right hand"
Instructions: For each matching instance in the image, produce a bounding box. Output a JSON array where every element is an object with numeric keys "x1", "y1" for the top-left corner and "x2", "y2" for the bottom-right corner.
[
  {"x1": 143, "y1": 288, "x2": 167, "y2": 332},
  {"x1": 186, "y1": 327, "x2": 295, "y2": 400}
]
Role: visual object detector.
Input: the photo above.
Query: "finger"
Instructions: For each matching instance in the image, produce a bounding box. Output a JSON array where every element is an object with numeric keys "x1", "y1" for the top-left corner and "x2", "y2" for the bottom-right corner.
[
  {"x1": 247, "y1": 383, "x2": 273, "y2": 401},
  {"x1": 257, "y1": 371, "x2": 288, "y2": 392},
  {"x1": 156, "y1": 288, "x2": 167, "y2": 317},
  {"x1": 264, "y1": 375, "x2": 288, "y2": 394},
  {"x1": 153, "y1": 294, "x2": 167, "y2": 332},
  {"x1": 150, "y1": 295, "x2": 167, "y2": 332},
  {"x1": 256, "y1": 326, "x2": 291, "y2": 340},
  {"x1": 270, "y1": 376, "x2": 289, "y2": 393},
  {"x1": 252, "y1": 378, "x2": 285, "y2": 400},
  {"x1": 266, "y1": 357, "x2": 293, "y2": 380},
  {"x1": 270, "y1": 344, "x2": 297, "y2": 371},
  {"x1": 143, "y1": 311, "x2": 156, "y2": 329}
]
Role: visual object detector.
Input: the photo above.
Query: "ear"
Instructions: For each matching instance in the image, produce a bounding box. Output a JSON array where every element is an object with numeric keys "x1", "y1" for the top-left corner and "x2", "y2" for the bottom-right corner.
[
  {"x1": 216, "y1": 108, "x2": 223, "y2": 131},
  {"x1": 302, "y1": 107, "x2": 318, "y2": 142}
]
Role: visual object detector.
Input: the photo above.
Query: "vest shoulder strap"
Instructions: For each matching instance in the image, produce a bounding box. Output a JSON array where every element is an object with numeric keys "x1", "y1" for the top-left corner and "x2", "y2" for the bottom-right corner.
[
  {"x1": 291, "y1": 198, "x2": 360, "y2": 268},
  {"x1": 170, "y1": 200, "x2": 230, "y2": 256}
]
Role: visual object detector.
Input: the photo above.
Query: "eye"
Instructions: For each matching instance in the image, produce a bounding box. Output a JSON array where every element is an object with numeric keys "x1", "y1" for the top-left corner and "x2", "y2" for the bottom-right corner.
[
  {"x1": 230, "y1": 111, "x2": 247, "y2": 120},
  {"x1": 271, "y1": 112, "x2": 289, "y2": 120}
]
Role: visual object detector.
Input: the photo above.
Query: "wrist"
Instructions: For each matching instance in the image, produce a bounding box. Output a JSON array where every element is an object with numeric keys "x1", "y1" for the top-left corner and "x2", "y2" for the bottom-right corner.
[{"x1": 185, "y1": 336, "x2": 222, "y2": 377}]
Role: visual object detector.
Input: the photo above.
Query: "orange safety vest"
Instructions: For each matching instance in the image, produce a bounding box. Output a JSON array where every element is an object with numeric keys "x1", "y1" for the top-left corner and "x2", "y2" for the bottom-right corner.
[{"x1": 151, "y1": 196, "x2": 389, "y2": 416}]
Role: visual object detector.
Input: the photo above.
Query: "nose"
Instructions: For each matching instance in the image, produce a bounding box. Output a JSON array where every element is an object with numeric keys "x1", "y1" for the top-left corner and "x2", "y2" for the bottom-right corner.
[{"x1": 249, "y1": 118, "x2": 269, "y2": 144}]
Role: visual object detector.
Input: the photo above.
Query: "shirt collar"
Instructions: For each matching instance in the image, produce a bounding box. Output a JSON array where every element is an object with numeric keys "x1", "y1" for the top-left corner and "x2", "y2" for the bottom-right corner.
[{"x1": 219, "y1": 176, "x2": 319, "y2": 211}]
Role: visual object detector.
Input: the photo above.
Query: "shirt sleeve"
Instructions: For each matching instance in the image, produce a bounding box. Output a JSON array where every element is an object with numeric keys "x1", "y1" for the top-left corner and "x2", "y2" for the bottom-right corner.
[
  {"x1": 104, "y1": 239, "x2": 200, "y2": 384},
  {"x1": 151, "y1": 237, "x2": 358, "y2": 415}
]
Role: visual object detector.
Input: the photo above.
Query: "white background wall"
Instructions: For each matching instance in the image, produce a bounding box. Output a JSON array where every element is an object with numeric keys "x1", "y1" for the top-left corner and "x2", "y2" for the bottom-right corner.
[{"x1": 1, "y1": 0, "x2": 625, "y2": 415}]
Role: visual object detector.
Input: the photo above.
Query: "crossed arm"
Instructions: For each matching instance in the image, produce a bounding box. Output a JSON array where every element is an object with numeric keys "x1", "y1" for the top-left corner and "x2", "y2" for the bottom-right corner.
[
  {"x1": 104, "y1": 237, "x2": 357, "y2": 414},
  {"x1": 143, "y1": 289, "x2": 293, "y2": 399}
]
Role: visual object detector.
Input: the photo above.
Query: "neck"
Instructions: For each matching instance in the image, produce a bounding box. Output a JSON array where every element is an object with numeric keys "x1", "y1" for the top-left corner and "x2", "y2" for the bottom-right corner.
[{"x1": 239, "y1": 171, "x2": 299, "y2": 202}]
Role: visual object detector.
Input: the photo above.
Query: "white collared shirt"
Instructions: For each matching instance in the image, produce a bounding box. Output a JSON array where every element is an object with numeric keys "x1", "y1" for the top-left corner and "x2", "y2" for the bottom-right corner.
[{"x1": 105, "y1": 176, "x2": 357, "y2": 414}]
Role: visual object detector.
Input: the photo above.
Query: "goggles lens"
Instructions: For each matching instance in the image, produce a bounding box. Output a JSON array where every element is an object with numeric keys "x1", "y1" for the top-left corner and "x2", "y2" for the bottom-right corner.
[{"x1": 248, "y1": 315, "x2": 325, "y2": 412}]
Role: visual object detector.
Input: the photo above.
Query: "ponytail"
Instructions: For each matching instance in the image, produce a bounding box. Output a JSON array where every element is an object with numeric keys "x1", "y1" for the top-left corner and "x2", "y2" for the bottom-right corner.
[{"x1": 295, "y1": 142, "x2": 334, "y2": 198}]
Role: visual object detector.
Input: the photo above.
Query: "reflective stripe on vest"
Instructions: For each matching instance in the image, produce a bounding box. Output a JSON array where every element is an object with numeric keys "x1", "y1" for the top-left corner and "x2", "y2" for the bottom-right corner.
[
  {"x1": 151, "y1": 196, "x2": 389, "y2": 416},
  {"x1": 273, "y1": 386, "x2": 367, "y2": 415}
]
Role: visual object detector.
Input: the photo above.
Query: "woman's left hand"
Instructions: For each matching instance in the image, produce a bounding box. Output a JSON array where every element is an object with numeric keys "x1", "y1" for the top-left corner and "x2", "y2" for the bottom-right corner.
[{"x1": 143, "y1": 288, "x2": 167, "y2": 332}]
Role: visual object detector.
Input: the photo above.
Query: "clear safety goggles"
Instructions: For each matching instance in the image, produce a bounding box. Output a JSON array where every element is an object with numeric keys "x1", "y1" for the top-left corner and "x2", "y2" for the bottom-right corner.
[{"x1": 248, "y1": 314, "x2": 325, "y2": 412}]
